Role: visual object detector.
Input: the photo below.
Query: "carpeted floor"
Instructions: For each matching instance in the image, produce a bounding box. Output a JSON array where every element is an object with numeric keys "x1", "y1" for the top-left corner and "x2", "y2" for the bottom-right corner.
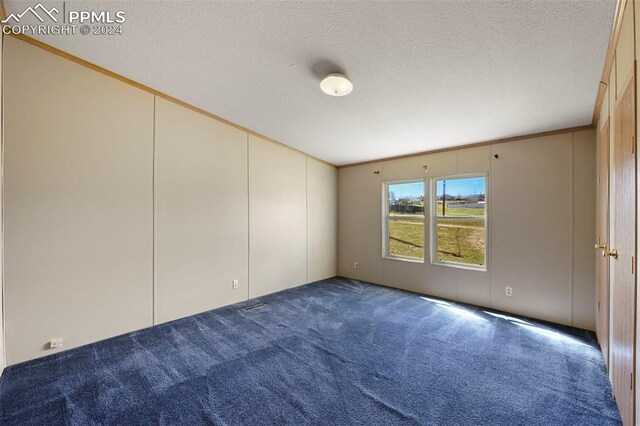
[{"x1": 0, "y1": 277, "x2": 621, "y2": 425}]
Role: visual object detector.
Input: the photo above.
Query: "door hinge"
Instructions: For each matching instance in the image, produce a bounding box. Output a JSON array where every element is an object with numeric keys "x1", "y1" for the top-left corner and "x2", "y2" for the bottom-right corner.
[
  {"x1": 631, "y1": 372, "x2": 634, "y2": 391},
  {"x1": 633, "y1": 256, "x2": 635, "y2": 275},
  {"x1": 598, "y1": 301, "x2": 601, "y2": 312},
  {"x1": 633, "y1": 136, "x2": 636, "y2": 154}
]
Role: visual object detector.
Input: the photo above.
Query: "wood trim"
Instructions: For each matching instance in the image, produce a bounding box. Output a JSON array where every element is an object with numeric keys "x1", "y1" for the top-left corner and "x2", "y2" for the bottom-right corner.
[
  {"x1": 2, "y1": 32, "x2": 337, "y2": 169},
  {"x1": 615, "y1": 64, "x2": 637, "y2": 110},
  {"x1": 619, "y1": 63, "x2": 637, "y2": 106},
  {"x1": 339, "y1": 125, "x2": 595, "y2": 168},
  {"x1": 593, "y1": 0, "x2": 627, "y2": 126}
]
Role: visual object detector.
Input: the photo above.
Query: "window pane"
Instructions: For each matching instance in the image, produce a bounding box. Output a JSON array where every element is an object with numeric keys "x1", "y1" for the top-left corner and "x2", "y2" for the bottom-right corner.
[
  {"x1": 387, "y1": 181, "x2": 424, "y2": 259},
  {"x1": 436, "y1": 218, "x2": 485, "y2": 266},
  {"x1": 436, "y1": 176, "x2": 486, "y2": 217},
  {"x1": 389, "y1": 216, "x2": 424, "y2": 259},
  {"x1": 389, "y1": 182, "x2": 424, "y2": 215}
]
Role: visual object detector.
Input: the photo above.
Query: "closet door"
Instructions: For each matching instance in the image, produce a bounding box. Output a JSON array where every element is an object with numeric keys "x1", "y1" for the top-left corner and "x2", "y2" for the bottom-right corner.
[
  {"x1": 596, "y1": 120, "x2": 610, "y2": 368},
  {"x1": 609, "y1": 76, "x2": 636, "y2": 426}
]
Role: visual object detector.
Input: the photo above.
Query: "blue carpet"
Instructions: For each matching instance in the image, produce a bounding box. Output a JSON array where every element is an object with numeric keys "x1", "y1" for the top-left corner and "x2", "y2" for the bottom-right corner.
[{"x1": 0, "y1": 277, "x2": 620, "y2": 425}]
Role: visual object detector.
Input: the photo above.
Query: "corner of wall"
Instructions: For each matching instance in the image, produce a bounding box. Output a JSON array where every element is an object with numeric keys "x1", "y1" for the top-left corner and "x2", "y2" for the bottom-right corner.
[
  {"x1": 571, "y1": 129, "x2": 597, "y2": 331},
  {"x1": 0, "y1": 32, "x2": 6, "y2": 374}
]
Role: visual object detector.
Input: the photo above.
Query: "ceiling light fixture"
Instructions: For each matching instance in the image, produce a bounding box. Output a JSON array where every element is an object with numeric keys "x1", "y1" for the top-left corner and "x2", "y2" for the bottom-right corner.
[{"x1": 320, "y1": 73, "x2": 353, "y2": 97}]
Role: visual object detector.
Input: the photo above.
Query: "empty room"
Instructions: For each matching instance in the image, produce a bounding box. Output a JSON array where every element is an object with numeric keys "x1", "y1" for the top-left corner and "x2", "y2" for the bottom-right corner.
[{"x1": 0, "y1": 0, "x2": 634, "y2": 424}]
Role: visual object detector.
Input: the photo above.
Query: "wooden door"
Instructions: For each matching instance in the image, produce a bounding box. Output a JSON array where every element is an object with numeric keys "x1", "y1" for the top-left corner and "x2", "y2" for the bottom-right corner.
[
  {"x1": 597, "y1": 120, "x2": 611, "y2": 369},
  {"x1": 610, "y1": 75, "x2": 636, "y2": 426}
]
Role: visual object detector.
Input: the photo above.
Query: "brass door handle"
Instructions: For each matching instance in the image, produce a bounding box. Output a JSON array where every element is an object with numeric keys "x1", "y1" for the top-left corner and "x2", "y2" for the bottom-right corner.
[
  {"x1": 604, "y1": 249, "x2": 618, "y2": 259},
  {"x1": 595, "y1": 242, "x2": 608, "y2": 251}
]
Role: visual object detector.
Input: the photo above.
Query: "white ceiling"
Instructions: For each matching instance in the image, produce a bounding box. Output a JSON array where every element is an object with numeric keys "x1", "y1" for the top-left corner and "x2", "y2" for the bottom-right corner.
[{"x1": 6, "y1": 0, "x2": 616, "y2": 165}]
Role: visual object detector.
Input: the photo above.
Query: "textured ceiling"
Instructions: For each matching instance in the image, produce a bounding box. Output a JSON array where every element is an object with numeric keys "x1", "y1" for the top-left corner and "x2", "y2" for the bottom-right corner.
[{"x1": 5, "y1": 0, "x2": 616, "y2": 165}]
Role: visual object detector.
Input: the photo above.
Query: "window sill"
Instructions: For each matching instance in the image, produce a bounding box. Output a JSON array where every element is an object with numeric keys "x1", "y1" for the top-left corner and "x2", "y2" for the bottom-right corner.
[
  {"x1": 431, "y1": 261, "x2": 486, "y2": 272},
  {"x1": 383, "y1": 255, "x2": 425, "y2": 264}
]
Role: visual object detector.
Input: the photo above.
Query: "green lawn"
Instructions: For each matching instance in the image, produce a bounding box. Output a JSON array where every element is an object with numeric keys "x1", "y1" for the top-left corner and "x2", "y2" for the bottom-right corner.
[
  {"x1": 435, "y1": 200, "x2": 485, "y2": 217},
  {"x1": 388, "y1": 213, "x2": 485, "y2": 266},
  {"x1": 436, "y1": 219, "x2": 485, "y2": 265},
  {"x1": 388, "y1": 217, "x2": 424, "y2": 259}
]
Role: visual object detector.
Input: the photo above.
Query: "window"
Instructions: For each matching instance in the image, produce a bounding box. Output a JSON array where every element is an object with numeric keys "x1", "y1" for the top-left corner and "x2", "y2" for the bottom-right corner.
[
  {"x1": 432, "y1": 175, "x2": 487, "y2": 269},
  {"x1": 383, "y1": 180, "x2": 425, "y2": 261}
]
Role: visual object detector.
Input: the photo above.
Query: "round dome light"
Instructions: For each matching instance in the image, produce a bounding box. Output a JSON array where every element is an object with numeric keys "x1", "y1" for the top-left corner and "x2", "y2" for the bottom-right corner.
[{"x1": 320, "y1": 73, "x2": 353, "y2": 97}]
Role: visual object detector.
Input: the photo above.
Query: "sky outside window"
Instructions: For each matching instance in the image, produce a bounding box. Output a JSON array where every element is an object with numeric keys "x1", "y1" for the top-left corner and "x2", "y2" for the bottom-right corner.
[
  {"x1": 436, "y1": 177, "x2": 485, "y2": 198},
  {"x1": 389, "y1": 182, "x2": 424, "y2": 199}
]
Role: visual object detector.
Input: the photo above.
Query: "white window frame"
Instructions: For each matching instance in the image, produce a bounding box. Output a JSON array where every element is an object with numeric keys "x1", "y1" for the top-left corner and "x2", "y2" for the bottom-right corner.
[
  {"x1": 382, "y1": 179, "x2": 426, "y2": 263},
  {"x1": 430, "y1": 173, "x2": 488, "y2": 271}
]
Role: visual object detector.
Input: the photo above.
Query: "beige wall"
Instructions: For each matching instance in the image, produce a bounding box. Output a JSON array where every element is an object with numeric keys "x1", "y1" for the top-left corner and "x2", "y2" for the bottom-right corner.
[
  {"x1": 307, "y1": 158, "x2": 338, "y2": 282},
  {"x1": 338, "y1": 162, "x2": 385, "y2": 284},
  {"x1": 2, "y1": 37, "x2": 338, "y2": 364},
  {"x1": 491, "y1": 134, "x2": 571, "y2": 325},
  {"x1": 4, "y1": 36, "x2": 155, "y2": 364},
  {"x1": 338, "y1": 129, "x2": 596, "y2": 329},
  {"x1": 155, "y1": 98, "x2": 249, "y2": 324},
  {"x1": 248, "y1": 135, "x2": 308, "y2": 298},
  {"x1": 572, "y1": 130, "x2": 597, "y2": 329}
]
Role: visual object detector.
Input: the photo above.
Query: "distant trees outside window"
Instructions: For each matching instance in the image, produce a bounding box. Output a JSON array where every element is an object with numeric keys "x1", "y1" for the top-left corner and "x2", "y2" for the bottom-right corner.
[
  {"x1": 384, "y1": 181, "x2": 425, "y2": 260},
  {"x1": 433, "y1": 175, "x2": 486, "y2": 268}
]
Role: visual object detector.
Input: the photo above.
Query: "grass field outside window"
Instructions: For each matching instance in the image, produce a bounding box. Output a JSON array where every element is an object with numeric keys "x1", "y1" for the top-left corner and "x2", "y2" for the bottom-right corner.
[
  {"x1": 432, "y1": 175, "x2": 487, "y2": 269},
  {"x1": 384, "y1": 180, "x2": 425, "y2": 261}
]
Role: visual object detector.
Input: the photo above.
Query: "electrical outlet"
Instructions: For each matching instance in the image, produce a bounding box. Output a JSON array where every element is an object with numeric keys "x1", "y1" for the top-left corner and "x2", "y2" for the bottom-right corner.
[
  {"x1": 353, "y1": 262, "x2": 359, "y2": 270},
  {"x1": 48, "y1": 339, "x2": 62, "y2": 349},
  {"x1": 232, "y1": 280, "x2": 239, "y2": 289},
  {"x1": 505, "y1": 287, "x2": 513, "y2": 297}
]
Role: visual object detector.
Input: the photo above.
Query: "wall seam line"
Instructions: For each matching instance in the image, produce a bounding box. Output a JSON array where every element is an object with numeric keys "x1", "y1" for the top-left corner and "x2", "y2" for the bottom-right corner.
[
  {"x1": 380, "y1": 167, "x2": 383, "y2": 285},
  {"x1": 247, "y1": 133, "x2": 250, "y2": 301},
  {"x1": 570, "y1": 132, "x2": 575, "y2": 327},
  {"x1": 306, "y1": 158, "x2": 309, "y2": 284},
  {"x1": 1, "y1": 32, "x2": 6, "y2": 369},
  {"x1": 152, "y1": 95, "x2": 157, "y2": 325}
]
